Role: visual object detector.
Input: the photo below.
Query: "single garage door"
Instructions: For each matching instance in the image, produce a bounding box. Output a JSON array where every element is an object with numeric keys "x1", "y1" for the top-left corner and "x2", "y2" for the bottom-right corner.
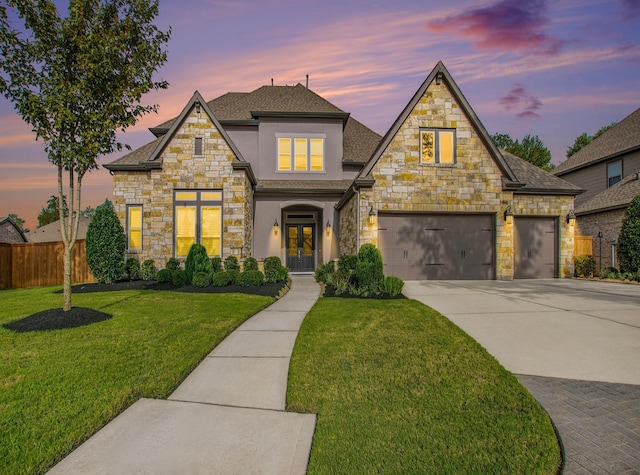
[
  {"x1": 514, "y1": 217, "x2": 557, "y2": 279},
  {"x1": 378, "y1": 213, "x2": 494, "y2": 280}
]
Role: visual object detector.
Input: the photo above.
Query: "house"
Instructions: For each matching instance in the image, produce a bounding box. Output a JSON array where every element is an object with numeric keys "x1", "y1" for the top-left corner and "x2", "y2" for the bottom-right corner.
[
  {"x1": 0, "y1": 216, "x2": 27, "y2": 243},
  {"x1": 553, "y1": 108, "x2": 640, "y2": 268},
  {"x1": 25, "y1": 216, "x2": 91, "y2": 243},
  {"x1": 105, "y1": 61, "x2": 581, "y2": 280}
]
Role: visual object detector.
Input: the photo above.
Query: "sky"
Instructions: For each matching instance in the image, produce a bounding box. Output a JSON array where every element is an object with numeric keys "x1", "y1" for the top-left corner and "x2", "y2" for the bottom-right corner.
[{"x1": 1, "y1": 0, "x2": 639, "y2": 230}]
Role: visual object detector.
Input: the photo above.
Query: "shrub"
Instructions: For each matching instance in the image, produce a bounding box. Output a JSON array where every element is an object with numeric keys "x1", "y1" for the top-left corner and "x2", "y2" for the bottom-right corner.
[
  {"x1": 277, "y1": 265, "x2": 289, "y2": 282},
  {"x1": 171, "y1": 269, "x2": 188, "y2": 286},
  {"x1": 124, "y1": 258, "x2": 141, "y2": 280},
  {"x1": 574, "y1": 255, "x2": 596, "y2": 278},
  {"x1": 337, "y1": 254, "x2": 357, "y2": 276},
  {"x1": 599, "y1": 266, "x2": 620, "y2": 280},
  {"x1": 185, "y1": 244, "x2": 213, "y2": 283},
  {"x1": 212, "y1": 271, "x2": 233, "y2": 287},
  {"x1": 224, "y1": 255, "x2": 240, "y2": 272},
  {"x1": 264, "y1": 256, "x2": 283, "y2": 283},
  {"x1": 156, "y1": 268, "x2": 172, "y2": 283},
  {"x1": 315, "y1": 261, "x2": 335, "y2": 284},
  {"x1": 141, "y1": 259, "x2": 157, "y2": 281},
  {"x1": 353, "y1": 244, "x2": 384, "y2": 295},
  {"x1": 210, "y1": 256, "x2": 223, "y2": 273},
  {"x1": 165, "y1": 257, "x2": 180, "y2": 271},
  {"x1": 243, "y1": 257, "x2": 259, "y2": 271},
  {"x1": 192, "y1": 271, "x2": 212, "y2": 288},
  {"x1": 618, "y1": 195, "x2": 640, "y2": 273},
  {"x1": 380, "y1": 276, "x2": 405, "y2": 297},
  {"x1": 238, "y1": 270, "x2": 265, "y2": 286},
  {"x1": 86, "y1": 199, "x2": 126, "y2": 284},
  {"x1": 226, "y1": 269, "x2": 240, "y2": 284}
]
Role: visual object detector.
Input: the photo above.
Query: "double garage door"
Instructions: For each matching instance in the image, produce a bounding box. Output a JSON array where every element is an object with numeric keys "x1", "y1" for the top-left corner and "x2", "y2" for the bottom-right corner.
[
  {"x1": 378, "y1": 213, "x2": 494, "y2": 280},
  {"x1": 378, "y1": 213, "x2": 558, "y2": 280}
]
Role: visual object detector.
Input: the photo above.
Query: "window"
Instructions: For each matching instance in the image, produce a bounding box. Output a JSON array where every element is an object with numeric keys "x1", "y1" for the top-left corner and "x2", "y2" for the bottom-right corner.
[
  {"x1": 277, "y1": 136, "x2": 325, "y2": 171},
  {"x1": 420, "y1": 129, "x2": 456, "y2": 164},
  {"x1": 126, "y1": 205, "x2": 142, "y2": 250},
  {"x1": 607, "y1": 160, "x2": 622, "y2": 187},
  {"x1": 194, "y1": 137, "x2": 203, "y2": 156},
  {"x1": 174, "y1": 190, "x2": 222, "y2": 257}
]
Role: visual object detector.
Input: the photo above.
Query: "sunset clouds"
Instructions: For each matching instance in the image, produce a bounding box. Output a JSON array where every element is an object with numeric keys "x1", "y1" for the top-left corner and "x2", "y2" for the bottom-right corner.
[{"x1": 499, "y1": 84, "x2": 543, "y2": 119}]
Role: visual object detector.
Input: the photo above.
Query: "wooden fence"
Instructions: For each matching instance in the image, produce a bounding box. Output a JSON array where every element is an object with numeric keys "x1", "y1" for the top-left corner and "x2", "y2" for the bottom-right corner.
[
  {"x1": 0, "y1": 240, "x2": 95, "y2": 289},
  {"x1": 574, "y1": 235, "x2": 593, "y2": 257}
]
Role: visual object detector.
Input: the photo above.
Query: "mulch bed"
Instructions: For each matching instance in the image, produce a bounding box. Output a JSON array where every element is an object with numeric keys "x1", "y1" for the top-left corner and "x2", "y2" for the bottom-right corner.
[{"x1": 4, "y1": 280, "x2": 288, "y2": 333}]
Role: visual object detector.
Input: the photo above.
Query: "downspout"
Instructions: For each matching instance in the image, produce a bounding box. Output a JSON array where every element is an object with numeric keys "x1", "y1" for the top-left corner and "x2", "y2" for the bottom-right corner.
[{"x1": 356, "y1": 187, "x2": 360, "y2": 251}]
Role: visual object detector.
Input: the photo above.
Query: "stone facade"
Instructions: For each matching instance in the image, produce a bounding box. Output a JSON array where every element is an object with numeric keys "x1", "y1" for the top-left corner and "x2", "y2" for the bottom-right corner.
[
  {"x1": 576, "y1": 210, "x2": 626, "y2": 270},
  {"x1": 112, "y1": 107, "x2": 252, "y2": 267},
  {"x1": 338, "y1": 193, "x2": 358, "y2": 256}
]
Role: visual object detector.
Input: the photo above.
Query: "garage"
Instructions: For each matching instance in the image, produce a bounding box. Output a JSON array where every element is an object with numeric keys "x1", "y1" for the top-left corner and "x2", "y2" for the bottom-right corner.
[
  {"x1": 514, "y1": 217, "x2": 557, "y2": 279},
  {"x1": 378, "y1": 213, "x2": 494, "y2": 280}
]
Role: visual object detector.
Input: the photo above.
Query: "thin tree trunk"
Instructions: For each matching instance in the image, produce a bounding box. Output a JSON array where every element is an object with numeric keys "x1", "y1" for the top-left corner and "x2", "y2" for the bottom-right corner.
[{"x1": 59, "y1": 161, "x2": 83, "y2": 312}]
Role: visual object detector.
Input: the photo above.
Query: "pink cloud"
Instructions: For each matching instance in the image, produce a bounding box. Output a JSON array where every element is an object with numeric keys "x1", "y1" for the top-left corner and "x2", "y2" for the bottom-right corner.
[
  {"x1": 499, "y1": 84, "x2": 542, "y2": 119},
  {"x1": 427, "y1": 0, "x2": 564, "y2": 56}
]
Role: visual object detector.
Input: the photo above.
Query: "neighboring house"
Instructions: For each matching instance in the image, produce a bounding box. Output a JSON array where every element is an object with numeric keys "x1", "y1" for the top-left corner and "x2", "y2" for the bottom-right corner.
[
  {"x1": 25, "y1": 216, "x2": 91, "y2": 243},
  {"x1": 105, "y1": 61, "x2": 581, "y2": 280},
  {"x1": 0, "y1": 216, "x2": 27, "y2": 243},
  {"x1": 553, "y1": 108, "x2": 640, "y2": 269}
]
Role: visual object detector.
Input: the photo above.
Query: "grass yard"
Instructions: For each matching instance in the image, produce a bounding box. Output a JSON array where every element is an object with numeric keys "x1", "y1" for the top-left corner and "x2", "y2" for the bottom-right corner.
[
  {"x1": 288, "y1": 298, "x2": 561, "y2": 474},
  {"x1": 0, "y1": 286, "x2": 273, "y2": 475}
]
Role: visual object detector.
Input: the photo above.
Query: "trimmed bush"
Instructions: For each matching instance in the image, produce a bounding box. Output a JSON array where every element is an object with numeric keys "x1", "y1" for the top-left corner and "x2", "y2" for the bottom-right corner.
[
  {"x1": 165, "y1": 258, "x2": 180, "y2": 271},
  {"x1": 224, "y1": 255, "x2": 240, "y2": 272},
  {"x1": 277, "y1": 265, "x2": 289, "y2": 282},
  {"x1": 599, "y1": 266, "x2": 620, "y2": 280},
  {"x1": 353, "y1": 244, "x2": 384, "y2": 296},
  {"x1": 141, "y1": 259, "x2": 157, "y2": 281},
  {"x1": 315, "y1": 261, "x2": 335, "y2": 284},
  {"x1": 185, "y1": 243, "x2": 213, "y2": 283},
  {"x1": 380, "y1": 276, "x2": 405, "y2": 297},
  {"x1": 238, "y1": 270, "x2": 265, "y2": 286},
  {"x1": 212, "y1": 271, "x2": 233, "y2": 287},
  {"x1": 124, "y1": 258, "x2": 141, "y2": 281},
  {"x1": 192, "y1": 271, "x2": 212, "y2": 288},
  {"x1": 337, "y1": 254, "x2": 357, "y2": 276},
  {"x1": 574, "y1": 255, "x2": 596, "y2": 278},
  {"x1": 618, "y1": 195, "x2": 640, "y2": 273},
  {"x1": 264, "y1": 256, "x2": 283, "y2": 283},
  {"x1": 243, "y1": 257, "x2": 259, "y2": 271},
  {"x1": 171, "y1": 269, "x2": 188, "y2": 287},
  {"x1": 210, "y1": 256, "x2": 222, "y2": 273},
  {"x1": 86, "y1": 199, "x2": 126, "y2": 284},
  {"x1": 156, "y1": 268, "x2": 172, "y2": 283},
  {"x1": 227, "y1": 269, "x2": 240, "y2": 284}
]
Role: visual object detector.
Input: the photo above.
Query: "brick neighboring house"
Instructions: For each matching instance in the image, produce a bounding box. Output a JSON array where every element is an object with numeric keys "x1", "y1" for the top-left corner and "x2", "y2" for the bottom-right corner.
[
  {"x1": 105, "y1": 61, "x2": 581, "y2": 280},
  {"x1": 554, "y1": 107, "x2": 640, "y2": 269},
  {"x1": 0, "y1": 216, "x2": 27, "y2": 243}
]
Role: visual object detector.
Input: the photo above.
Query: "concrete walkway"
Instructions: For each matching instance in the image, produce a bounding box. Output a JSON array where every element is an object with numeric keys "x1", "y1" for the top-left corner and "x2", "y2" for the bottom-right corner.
[
  {"x1": 49, "y1": 275, "x2": 320, "y2": 475},
  {"x1": 404, "y1": 279, "x2": 640, "y2": 474}
]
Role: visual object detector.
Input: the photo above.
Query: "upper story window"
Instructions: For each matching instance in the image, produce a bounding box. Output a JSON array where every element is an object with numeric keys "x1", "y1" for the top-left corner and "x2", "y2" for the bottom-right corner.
[
  {"x1": 277, "y1": 136, "x2": 325, "y2": 172},
  {"x1": 607, "y1": 160, "x2": 622, "y2": 187},
  {"x1": 420, "y1": 129, "x2": 456, "y2": 164}
]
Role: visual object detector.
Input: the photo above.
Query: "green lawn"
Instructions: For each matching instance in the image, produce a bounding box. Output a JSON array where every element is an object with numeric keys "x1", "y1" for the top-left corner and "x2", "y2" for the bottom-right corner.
[
  {"x1": 0, "y1": 286, "x2": 273, "y2": 475},
  {"x1": 288, "y1": 298, "x2": 561, "y2": 474}
]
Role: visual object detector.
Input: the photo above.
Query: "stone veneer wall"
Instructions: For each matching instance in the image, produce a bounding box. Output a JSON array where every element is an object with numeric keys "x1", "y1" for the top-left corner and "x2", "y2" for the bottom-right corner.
[
  {"x1": 112, "y1": 107, "x2": 252, "y2": 267},
  {"x1": 338, "y1": 193, "x2": 358, "y2": 256},
  {"x1": 576, "y1": 209, "x2": 625, "y2": 271},
  {"x1": 512, "y1": 194, "x2": 576, "y2": 277}
]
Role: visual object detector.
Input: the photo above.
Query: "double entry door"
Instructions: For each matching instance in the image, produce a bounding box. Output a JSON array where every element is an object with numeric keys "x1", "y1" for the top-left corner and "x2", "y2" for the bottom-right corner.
[{"x1": 286, "y1": 224, "x2": 315, "y2": 272}]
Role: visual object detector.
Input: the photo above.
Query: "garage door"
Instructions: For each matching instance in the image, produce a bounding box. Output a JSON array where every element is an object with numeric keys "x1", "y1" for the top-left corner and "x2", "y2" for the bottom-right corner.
[
  {"x1": 378, "y1": 213, "x2": 494, "y2": 280},
  {"x1": 514, "y1": 217, "x2": 557, "y2": 279}
]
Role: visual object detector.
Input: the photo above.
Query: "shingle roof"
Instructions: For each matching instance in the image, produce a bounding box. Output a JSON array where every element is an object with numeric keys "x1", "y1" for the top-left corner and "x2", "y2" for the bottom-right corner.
[
  {"x1": 25, "y1": 216, "x2": 91, "y2": 243},
  {"x1": 554, "y1": 107, "x2": 640, "y2": 175},
  {"x1": 255, "y1": 179, "x2": 353, "y2": 193},
  {"x1": 106, "y1": 136, "x2": 163, "y2": 168},
  {"x1": 575, "y1": 169, "x2": 640, "y2": 215},
  {"x1": 502, "y1": 151, "x2": 583, "y2": 195}
]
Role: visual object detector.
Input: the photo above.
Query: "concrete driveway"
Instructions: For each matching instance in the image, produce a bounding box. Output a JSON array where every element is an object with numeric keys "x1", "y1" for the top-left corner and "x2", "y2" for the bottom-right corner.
[{"x1": 403, "y1": 279, "x2": 640, "y2": 385}]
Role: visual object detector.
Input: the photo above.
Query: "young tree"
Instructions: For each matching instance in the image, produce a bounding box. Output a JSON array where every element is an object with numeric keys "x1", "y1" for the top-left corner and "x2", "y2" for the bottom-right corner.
[
  {"x1": 491, "y1": 133, "x2": 554, "y2": 171},
  {"x1": 0, "y1": 0, "x2": 170, "y2": 311},
  {"x1": 617, "y1": 195, "x2": 640, "y2": 274},
  {"x1": 37, "y1": 195, "x2": 68, "y2": 227},
  {"x1": 86, "y1": 199, "x2": 126, "y2": 284},
  {"x1": 566, "y1": 122, "x2": 618, "y2": 158}
]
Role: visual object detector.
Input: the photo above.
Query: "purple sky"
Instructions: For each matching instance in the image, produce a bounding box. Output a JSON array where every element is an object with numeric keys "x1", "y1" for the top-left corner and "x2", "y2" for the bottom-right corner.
[{"x1": 1, "y1": 0, "x2": 639, "y2": 229}]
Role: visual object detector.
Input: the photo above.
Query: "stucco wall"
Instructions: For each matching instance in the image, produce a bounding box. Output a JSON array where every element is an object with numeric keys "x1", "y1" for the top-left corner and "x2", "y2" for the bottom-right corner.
[
  {"x1": 576, "y1": 209, "x2": 625, "y2": 270},
  {"x1": 112, "y1": 107, "x2": 252, "y2": 267}
]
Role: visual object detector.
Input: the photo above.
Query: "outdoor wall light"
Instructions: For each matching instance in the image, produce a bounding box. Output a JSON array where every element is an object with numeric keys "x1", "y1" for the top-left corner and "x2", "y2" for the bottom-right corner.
[
  {"x1": 503, "y1": 204, "x2": 513, "y2": 223},
  {"x1": 566, "y1": 209, "x2": 576, "y2": 224},
  {"x1": 368, "y1": 206, "x2": 376, "y2": 226},
  {"x1": 326, "y1": 220, "x2": 331, "y2": 235},
  {"x1": 273, "y1": 219, "x2": 279, "y2": 234}
]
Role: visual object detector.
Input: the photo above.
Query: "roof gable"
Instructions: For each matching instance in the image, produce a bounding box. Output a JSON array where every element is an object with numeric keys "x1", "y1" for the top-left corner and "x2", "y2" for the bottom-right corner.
[
  {"x1": 357, "y1": 61, "x2": 520, "y2": 185},
  {"x1": 0, "y1": 216, "x2": 27, "y2": 242},
  {"x1": 554, "y1": 107, "x2": 640, "y2": 175}
]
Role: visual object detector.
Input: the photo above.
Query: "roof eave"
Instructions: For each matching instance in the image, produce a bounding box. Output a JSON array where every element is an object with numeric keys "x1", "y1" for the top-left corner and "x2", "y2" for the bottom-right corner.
[
  {"x1": 231, "y1": 161, "x2": 257, "y2": 186},
  {"x1": 554, "y1": 145, "x2": 640, "y2": 176},
  {"x1": 512, "y1": 187, "x2": 584, "y2": 196},
  {"x1": 576, "y1": 203, "x2": 630, "y2": 216},
  {"x1": 103, "y1": 162, "x2": 162, "y2": 172}
]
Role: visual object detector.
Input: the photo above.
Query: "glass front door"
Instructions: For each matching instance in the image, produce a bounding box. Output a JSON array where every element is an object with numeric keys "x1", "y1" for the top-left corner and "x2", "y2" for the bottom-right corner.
[{"x1": 286, "y1": 224, "x2": 315, "y2": 272}]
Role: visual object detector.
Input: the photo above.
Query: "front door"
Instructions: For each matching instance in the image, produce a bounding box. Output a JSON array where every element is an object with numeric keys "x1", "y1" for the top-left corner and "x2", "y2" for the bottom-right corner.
[{"x1": 287, "y1": 224, "x2": 315, "y2": 272}]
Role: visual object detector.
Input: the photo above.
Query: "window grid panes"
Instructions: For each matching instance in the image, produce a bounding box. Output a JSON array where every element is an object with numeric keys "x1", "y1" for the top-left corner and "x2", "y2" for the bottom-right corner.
[
  {"x1": 420, "y1": 129, "x2": 456, "y2": 164},
  {"x1": 174, "y1": 191, "x2": 222, "y2": 258},
  {"x1": 127, "y1": 205, "x2": 142, "y2": 251},
  {"x1": 277, "y1": 137, "x2": 324, "y2": 172}
]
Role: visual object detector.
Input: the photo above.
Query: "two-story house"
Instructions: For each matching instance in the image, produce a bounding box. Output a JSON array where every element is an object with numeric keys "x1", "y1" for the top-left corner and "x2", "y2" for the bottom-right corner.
[
  {"x1": 553, "y1": 108, "x2": 640, "y2": 269},
  {"x1": 105, "y1": 61, "x2": 581, "y2": 280}
]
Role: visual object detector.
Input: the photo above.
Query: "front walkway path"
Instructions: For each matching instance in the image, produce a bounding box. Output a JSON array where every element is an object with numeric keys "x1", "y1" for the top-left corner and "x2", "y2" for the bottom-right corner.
[{"x1": 48, "y1": 275, "x2": 320, "y2": 475}]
